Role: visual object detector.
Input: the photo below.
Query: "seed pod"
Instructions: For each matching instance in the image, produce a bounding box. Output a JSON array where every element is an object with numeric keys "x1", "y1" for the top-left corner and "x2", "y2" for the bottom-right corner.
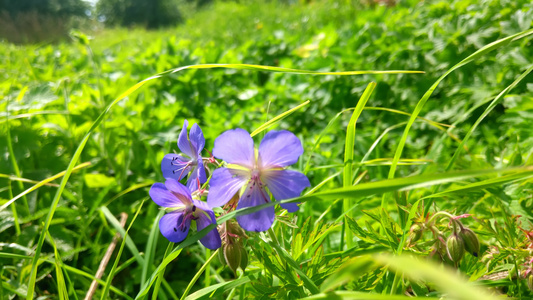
[
  {"x1": 459, "y1": 227, "x2": 480, "y2": 257},
  {"x1": 224, "y1": 242, "x2": 242, "y2": 274},
  {"x1": 446, "y1": 233, "x2": 465, "y2": 263},
  {"x1": 527, "y1": 274, "x2": 533, "y2": 293}
]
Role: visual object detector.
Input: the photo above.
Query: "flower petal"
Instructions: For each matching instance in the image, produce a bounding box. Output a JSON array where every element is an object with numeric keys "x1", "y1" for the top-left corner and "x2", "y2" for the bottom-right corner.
[
  {"x1": 186, "y1": 166, "x2": 200, "y2": 192},
  {"x1": 236, "y1": 182, "x2": 275, "y2": 232},
  {"x1": 258, "y1": 130, "x2": 304, "y2": 169},
  {"x1": 161, "y1": 153, "x2": 191, "y2": 180},
  {"x1": 213, "y1": 128, "x2": 255, "y2": 169},
  {"x1": 189, "y1": 123, "x2": 205, "y2": 155},
  {"x1": 262, "y1": 170, "x2": 310, "y2": 213},
  {"x1": 159, "y1": 212, "x2": 190, "y2": 243},
  {"x1": 207, "y1": 167, "x2": 249, "y2": 208},
  {"x1": 164, "y1": 179, "x2": 193, "y2": 206},
  {"x1": 197, "y1": 157, "x2": 207, "y2": 183},
  {"x1": 149, "y1": 182, "x2": 184, "y2": 208},
  {"x1": 194, "y1": 206, "x2": 222, "y2": 250},
  {"x1": 178, "y1": 119, "x2": 194, "y2": 157}
]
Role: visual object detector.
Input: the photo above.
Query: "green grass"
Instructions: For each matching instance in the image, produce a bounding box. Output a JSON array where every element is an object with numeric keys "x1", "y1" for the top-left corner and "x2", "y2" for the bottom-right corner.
[{"x1": 1, "y1": 0, "x2": 533, "y2": 299}]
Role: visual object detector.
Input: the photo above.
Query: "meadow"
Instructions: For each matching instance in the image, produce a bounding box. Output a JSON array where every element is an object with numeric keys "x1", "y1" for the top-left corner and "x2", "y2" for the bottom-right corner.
[{"x1": 1, "y1": 0, "x2": 533, "y2": 299}]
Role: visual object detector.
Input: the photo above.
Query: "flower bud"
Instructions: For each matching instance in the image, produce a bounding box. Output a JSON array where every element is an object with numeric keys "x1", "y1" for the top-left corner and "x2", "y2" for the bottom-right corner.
[
  {"x1": 527, "y1": 274, "x2": 533, "y2": 293},
  {"x1": 459, "y1": 227, "x2": 480, "y2": 257},
  {"x1": 446, "y1": 233, "x2": 465, "y2": 263},
  {"x1": 408, "y1": 223, "x2": 424, "y2": 245},
  {"x1": 224, "y1": 242, "x2": 242, "y2": 274}
]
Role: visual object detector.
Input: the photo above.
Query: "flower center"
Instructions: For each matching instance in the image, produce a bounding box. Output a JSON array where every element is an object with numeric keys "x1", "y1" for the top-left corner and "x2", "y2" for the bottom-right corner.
[
  {"x1": 175, "y1": 205, "x2": 199, "y2": 233},
  {"x1": 251, "y1": 168, "x2": 261, "y2": 181}
]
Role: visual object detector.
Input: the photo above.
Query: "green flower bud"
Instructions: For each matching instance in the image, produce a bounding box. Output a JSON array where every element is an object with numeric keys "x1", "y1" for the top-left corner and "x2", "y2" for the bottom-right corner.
[
  {"x1": 527, "y1": 274, "x2": 533, "y2": 293},
  {"x1": 408, "y1": 223, "x2": 424, "y2": 245},
  {"x1": 224, "y1": 242, "x2": 242, "y2": 274},
  {"x1": 459, "y1": 227, "x2": 480, "y2": 257},
  {"x1": 446, "y1": 233, "x2": 465, "y2": 263}
]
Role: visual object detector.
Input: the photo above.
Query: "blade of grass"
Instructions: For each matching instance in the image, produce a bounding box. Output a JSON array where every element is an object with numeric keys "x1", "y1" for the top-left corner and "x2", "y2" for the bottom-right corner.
[
  {"x1": 152, "y1": 242, "x2": 178, "y2": 300},
  {"x1": 6, "y1": 86, "x2": 30, "y2": 215},
  {"x1": 141, "y1": 210, "x2": 163, "y2": 287},
  {"x1": 0, "y1": 110, "x2": 72, "y2": 124},
  {"x1": 0, "y1": 174, "x2": 59, "y2": 187},
  {"x1": 6, "y1": 183, "x2": 20, "y2": 235},
  {"x1": 100, "y1": 206, "x2": 145, "y2": 265},
  {"x1": 0, "y1": 252, "x2": 132, "y2": 300},
  {"x1": 0, "y1": 162, "x2": 91, "y2": 213},
  {"x1": 386, "y1": 28, "x2": 533, "y2": 183},
  {"x1": 217, "y1": 166, "x2": 533, "y2": 225},
  {"x1": 343, "y1": 82, "x2": 376, "y2": 249},
  {"x1": 444, "y1": 64, "x2": 533, "y2": 172},
  {"x1": 184, "y1": 271, "x2": 259, "y2": 300},
  {"x1": 136, "y1": 225, "x2": 215, "y2": 299},
  {"x1": 376, "y1": 254, "x2": 498, "y2": 300},
  {"x1": 85, "y1": 212, "x2": 127, "y2": 300},
  {"x1": 179, "y1": 249, "x2": 219, "y2": 300},
  {"x1": 422, "y1": 171, "x2": 533, "y2": 199},
  {"x1": 250, "y1": 100, "x2": 310, "y2": 137},
  {"x1": 303, "y1": 291, "x2": 440, "y2": 300},
  {"x1": 45, "y1": 230, "x2": 68, "y2": 300},
  {"x1": 100, "y1": 199, "x2": 145, "y2": 300},
  {"x1": 103, "y1": 181, "x2": 155, "y2": 207}
]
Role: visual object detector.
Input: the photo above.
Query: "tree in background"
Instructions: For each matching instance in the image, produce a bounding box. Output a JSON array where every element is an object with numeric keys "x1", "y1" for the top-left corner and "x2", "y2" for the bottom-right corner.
[
  {"x1": 97, "y1": 0, "x2": 183, "y2": 29},
  {"x1": 0, "y1": 0, "x2": 89, "y2": 43}
]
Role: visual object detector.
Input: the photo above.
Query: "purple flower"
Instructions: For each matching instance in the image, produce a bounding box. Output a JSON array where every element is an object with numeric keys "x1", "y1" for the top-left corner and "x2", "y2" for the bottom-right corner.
[
  {"x1": 161, "y1": 120, "x2": 207, "y2": 192},
  {"x1": 207, "y1": 129, "x2": 310, "y2": 232},
  {"x1": 149, "y1": 179, "x2": 221, "y2": 249}
]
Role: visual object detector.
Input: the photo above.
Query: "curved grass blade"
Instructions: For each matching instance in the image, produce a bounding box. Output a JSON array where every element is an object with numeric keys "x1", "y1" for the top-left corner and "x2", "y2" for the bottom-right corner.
[
  {"x1": 303, "y1": 291, "x2": 440, "y2": 300},
  {"x1": 0, "y1": 162, "x2": 91, "y2": 213},
  {"x1": 217, "y1": 166, "x2": 533, "y2": 224},
  {"x1": 304, "y1": 108, "x2": 353, "y2": 174},
  {"x1": 103, "y1": 181, "x2": 155, "y2": 207},
  {"x1": 387, "y1": 28, "x2": 533, "y2": 182},
  {"x1": 179, "y1": 249, "x2": 219, "y2": 300},
  {"x1": 0, "y1": 110, "x2": 72, "y2": 124},
  {"x1": 135, "y1": 225, "x2": 214, "y2": 299},
  {"x1": 0, "y1": 174, "x2": 59, "y2": 187},
  {"x1": 100, "y1": 206, "x2": 144, "y2": 265},
  {"x1": 141, "y1": 210, "x2": 164, "y2": 287},
  {"x1": 184, "y1": 271, "x2": 259, "y2": 300},
  {"x1": 376, "y1": 254, "x2": 498, "y2": 300},
  {"x1": 444, "y1": 64, "x2": 533, "y2": 172},
  {"x1": 100, "y1": 199, "x2": 145, "y2": 300},
  {"x1": 343, "y1": 82, "x2": 376, "y2": 249},
  {"x1": 250, "y1": 100, "x2": 310, "y2": 137},
  {"x1": 0, "y1": 253, "x2": 132, "y2": 299},
  {"x1": 45, "y1": 231, "x2": 68, "y2": 300},
  {"x1": 422, "y1": 171, "x2": 533, "y2": 199},
  {"x1": 25, "y1": 63, "x2": 421, "y2": 298},
  {"x1": 151, "y1": 242, "x2": 177, "y2": 300}
]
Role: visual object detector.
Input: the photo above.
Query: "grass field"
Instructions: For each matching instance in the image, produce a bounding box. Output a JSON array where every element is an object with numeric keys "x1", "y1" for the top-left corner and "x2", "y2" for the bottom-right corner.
[{"x1": 1, "y1": 0, "x2": 533, "y2": 299}]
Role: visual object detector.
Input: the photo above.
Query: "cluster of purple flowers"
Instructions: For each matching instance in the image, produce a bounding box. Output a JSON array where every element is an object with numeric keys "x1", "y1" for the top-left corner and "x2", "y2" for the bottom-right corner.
[{"x1": 149, "y1": 120, "x2": 310, "y2": 249}]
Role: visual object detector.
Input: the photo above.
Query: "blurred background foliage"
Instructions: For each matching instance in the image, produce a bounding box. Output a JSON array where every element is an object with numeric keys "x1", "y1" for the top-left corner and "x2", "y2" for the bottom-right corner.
[{"x1": 1, "y1": 0, "x2": 533, "y2": 298}]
